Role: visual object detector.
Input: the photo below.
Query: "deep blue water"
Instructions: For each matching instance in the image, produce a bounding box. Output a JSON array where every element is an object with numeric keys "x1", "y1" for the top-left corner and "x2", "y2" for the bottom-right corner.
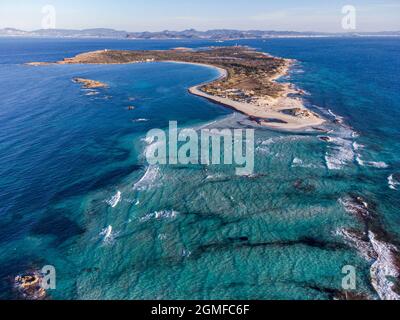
[{"x1": 0, "y1": 37, "x2": 399, "y2": 300}]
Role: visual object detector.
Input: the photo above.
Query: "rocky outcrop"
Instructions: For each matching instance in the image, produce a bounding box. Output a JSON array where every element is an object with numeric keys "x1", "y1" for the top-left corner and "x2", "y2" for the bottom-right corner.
[
  {"x1": 14, "y1": 272, "x2": 46, "y2": 300},
  {"x1": 338, "y1": 195, "x2": 400, "y2": 300},
  {"x1": 281, "y1": 108, "x2": 315, "y2": 118},
  {"x1": 72, "y1": 77, "x2": 108, "y2": 89}
]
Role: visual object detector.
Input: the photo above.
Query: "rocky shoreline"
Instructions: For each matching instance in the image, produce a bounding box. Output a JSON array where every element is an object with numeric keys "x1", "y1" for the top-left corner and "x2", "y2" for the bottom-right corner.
[{"x1": 338, "y1": 195, "x2": 400, "y2": 300}]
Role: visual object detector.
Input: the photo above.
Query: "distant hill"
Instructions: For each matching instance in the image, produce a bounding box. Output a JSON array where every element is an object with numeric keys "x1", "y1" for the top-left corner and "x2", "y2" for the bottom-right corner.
[{"x1": 1, "y1": 28, "x2": 399, "y2": 39}]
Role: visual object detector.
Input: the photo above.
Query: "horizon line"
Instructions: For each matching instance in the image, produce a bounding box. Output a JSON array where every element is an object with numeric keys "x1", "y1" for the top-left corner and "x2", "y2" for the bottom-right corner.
[{"x1": 1, "y1": 27, "x2": 400, "y2": 34}]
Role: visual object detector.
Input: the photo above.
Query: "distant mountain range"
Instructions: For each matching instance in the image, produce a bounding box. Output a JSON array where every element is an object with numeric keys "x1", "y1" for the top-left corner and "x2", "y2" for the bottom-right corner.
[{"x1": 1, "y1": 28, "x2": 399, "y2": 39}]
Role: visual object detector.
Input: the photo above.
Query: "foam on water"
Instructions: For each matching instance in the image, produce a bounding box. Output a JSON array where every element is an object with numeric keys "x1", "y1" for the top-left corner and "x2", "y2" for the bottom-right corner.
[
  {"x1": 292, "y1": 157, "x2": 303, "y2": 165},
  {"x1": 291, "y1": 157, "x2": 319, "y2": 169},
  {"x1": 158, "y1": 234, "x2": 167, "y2": 240},
  {"x1": 143, "y1": 136, "x2": 164, "y2": 163},
  {"x1": 140, "y1": 210, "x2": 179, "y2": 222},
  {"x1": 352, "y1": 142, "x2": 365, "y2": 151},
  {"x1": 85, "y1": 91, "x2": 99, "y2": 96},
  {"x1": 327, "y1": 109, "x2": 345, "y2": 124},
  {"x1": 324, "y1": 137, "x2": 355, "y2": 170},
  {"x1": 133, "y1": 165, "x2": 161, "y2": 191},
  {"x1": 388, "y1": 174, "x2": 400, "y2": 190},
  {"x1": 132, "y1": 118, "x2": 149, "y2": 122},
  {"x1": 257, "y1": 135, "x2": 309, "y2": 146},
  {"x1": 181, "y1": 249, "x2": 192, "y2": 258},
  {"x1": 106, "y1": 191, "x2": 122, "y2": 208},
  {"x1": 100, "y1": 225, "x2": 115, "y2": 245},
  {"x1": 356, "y1": 157, "x2": 389, "y2": 169},
  {"x1": 353, "y1": 140, "x2": 389, "y2": 169},
  {"x1": 204, "y1": 173, "x2": 230, "y2": 181},
  {"x1": 255, "y1": 145, "x2": 270, "y2": 155}
]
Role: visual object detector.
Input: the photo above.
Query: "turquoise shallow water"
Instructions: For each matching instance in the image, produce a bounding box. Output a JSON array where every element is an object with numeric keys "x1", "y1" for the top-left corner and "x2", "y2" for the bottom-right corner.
[{"x1": 0, "y1": 37, "x2": 399, "y2": 300}]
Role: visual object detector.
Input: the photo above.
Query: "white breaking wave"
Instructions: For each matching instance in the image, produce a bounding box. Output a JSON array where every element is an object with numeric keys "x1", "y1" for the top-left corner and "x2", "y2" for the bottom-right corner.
[
  {"x1": 352, "y1": 141, "x2": 388, "y2": 169},
  {"x1": 142, "y1": 135, "x2": 155, "y2": 144},
  {"x1": 204, "y1": 173, "x2": 229, "y2": 181},
  {"x1": 158, "y1": 234, "x2": 167, "y2": 240},
  {"x1": 351, "y1": 131, "x2": 360, "y2": 139},
  {"x1": 144, "y1": 140, "x2": 163, "y2": 163},
  {"x1": 369, "y1": 161, "x2": 389, "y2": 169},
  {"x1": 100, "y1": 225, "x2": 115, "y2": 244},
  {"x1": 291, "y1": 157, "x2": 318, "y2": 169},
  {"x1": 356, "y1": 156, "x2": 389, "y2": 169},
  {"x1": 132, "y1": 118, "x2": 149, "y2": 122},
  {"x1": 257, "y1": 135, "x2": 308, "y2": 147},
  {"x1": 327, "y1": 109, "x2": 345, "y2": 124},
  {"x1": 107, "y1": 191, "x2": 121, "y2": 208},
  {"x1": 317, "y1": 107, "x2": 359, "y2": 138},
  {"x1": 85, "y1": 91, "x2": 99, "y2": 96},
  {"x1": 133, "y1": 165, "x2": 161, "y2": 191},
  {"x1": 142, "y1": 132, "x2": 166, "y2": 163},
  {"x1": 259, "y1": 138, "x2": 275, "y2": 146},
  {"x1": 255, "y1": 146, "x2": 270, "y2": 155},
  {"x1": 134, "y1": 135, "x2": 164, "y2": 191},
  {"x1": 140, "y1": 210, "x2": 179, "y2": 222},
  {"x1": 292, "y1": 157, "x2": 303, "y2": 166},
  {"x1": 388, "y1": 174, "x2": 400, "y2": 190},
  {"x1": 182, "y1": 249, "x2": 192, "y2": 258},
  {"x1": 352, "y1": 142, "x2": 365, "y2": 151},
  {"x1": 324, "y1": 137, "x2": 355, "y2": 170}
]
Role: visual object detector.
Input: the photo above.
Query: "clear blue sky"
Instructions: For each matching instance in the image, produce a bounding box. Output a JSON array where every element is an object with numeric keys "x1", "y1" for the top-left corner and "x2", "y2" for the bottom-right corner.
[{"x1": 1, "y1": 0, "x2": 399, "y2": 32}]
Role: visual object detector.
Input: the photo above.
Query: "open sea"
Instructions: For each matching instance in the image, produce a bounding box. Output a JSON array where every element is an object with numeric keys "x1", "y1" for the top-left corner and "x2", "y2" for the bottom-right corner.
[{"x1": 0, "y1": 37, "x2": 399, "y2": 300}]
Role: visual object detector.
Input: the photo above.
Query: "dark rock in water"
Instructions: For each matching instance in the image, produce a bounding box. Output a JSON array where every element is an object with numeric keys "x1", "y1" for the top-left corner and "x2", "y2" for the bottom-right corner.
[
  {"x1": 14, "y1": 271, "x2": 46, "y2": 300},
  {"x1": 312, "y1": 127, "x2": 329, "y2": 133},
  {"x1": 227, "y1": 236, "x2": 249, "y2": 243},
  {"x1": 247, "y1": 116, "x2": 263, "y2": 125},
  {"x1": 248, "y1": 116, "x2": 288, "y2": 125},
  {"x1": 344, "y1": 194, "x2": 376, "y2": 220},
  {"x1": 127, "y1": 106, "x2": 136, "y2": 110},
  {"x1": 293, "y1": 179, "x2": 316, "y2": 193},
  {"x1": 319, "y1": 136, "x2": 332, "y2": 142},
  {"x1": 263, "y1": 118, "x2": 288, "y2": 124},
  {"x1": 333, "y1": 119, "x2": 343, "y2": 124},
  {"x1": 243, "y1": 173, "x2": 268, "y2": 179}
]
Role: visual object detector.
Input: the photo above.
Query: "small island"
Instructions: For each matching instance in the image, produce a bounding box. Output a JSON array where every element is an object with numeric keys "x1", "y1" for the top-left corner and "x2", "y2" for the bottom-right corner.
[
  {"x1": 72, "y1": 77, "x2": 108, "y2": 89},
  {"x1": 28, "y1": 47, "x2": 324, "y2": 130}
]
